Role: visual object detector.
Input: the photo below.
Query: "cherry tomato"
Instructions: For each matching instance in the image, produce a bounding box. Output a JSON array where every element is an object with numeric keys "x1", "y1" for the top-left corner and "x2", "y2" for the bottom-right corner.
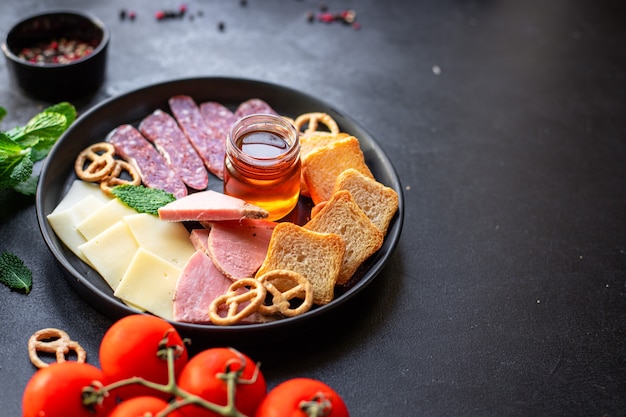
[
  {"x1": 107, "y1": 396, "x2": 185, "y2": 417},
  {"x1": 99, "y1": 314, "x2": 189, "y2": 400},
  {"x1": 177, "y1": 347, "x2": 266, "y2": 417},
  {"x1": 254, "y1": 378, "x2": 349, "y2": 417},
  {"x1": 22, "y1": 362, "x2": 113, "y2": 417}
]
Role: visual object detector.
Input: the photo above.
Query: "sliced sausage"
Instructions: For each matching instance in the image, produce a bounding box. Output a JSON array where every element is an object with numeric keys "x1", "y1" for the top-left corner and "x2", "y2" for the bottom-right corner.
[
  {"x1": 107, "y1": 124, "x2": 187, "y2": 198},
  {"x1": 139, "y1": 109, "x2": 209, "y2": 190},
  {"x1": 169, "y1": 95, "x2": 225, "y2": 179},
  {"x1": 234, "y1": 98, "x2": 279, "y2": 119}
]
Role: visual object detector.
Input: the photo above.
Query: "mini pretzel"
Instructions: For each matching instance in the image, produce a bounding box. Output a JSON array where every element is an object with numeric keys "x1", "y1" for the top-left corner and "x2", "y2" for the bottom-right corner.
[
  {"x1": 75, "y1": 142, "x2": 116, "y2": 182},
  {"x1": 257, "y1": 270, "x2": 313, "y2": 317},
  {"x1": 294, "y1": 112, "x2": 340, "y2": 135},
  {"x1": 99, "y1": 160, "x2": 141, "y2": 196},
  {"x1": 28, "y1": 328, "x2": 86, "y2": 369},
  {"x1": 208, "y1": 278, "x2": 267, "y2": 325}
]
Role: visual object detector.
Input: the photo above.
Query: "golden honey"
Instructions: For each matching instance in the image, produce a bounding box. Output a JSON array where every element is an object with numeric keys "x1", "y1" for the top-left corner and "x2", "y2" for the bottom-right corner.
[{"x1": 224, "y1": 114, "x2": 301, "y2": 221}]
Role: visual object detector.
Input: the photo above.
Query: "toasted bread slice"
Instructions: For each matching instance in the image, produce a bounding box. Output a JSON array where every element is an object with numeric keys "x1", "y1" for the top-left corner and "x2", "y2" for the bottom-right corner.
[
  {"x1": 332, "y1": 168, "x2": 399, "y2": 235},
  {"x1": 304, "y1": 190, "x2": 384, "y2": 285},
  {"x1": 255, "y1": 222, "x2": 345, "y2": 305},
  {"x1": 299, "y1": 131, "x2": 350, "y2": 197},
  {"x1": 302, "y1": 136, "x2": 374, "y2": 205},
  {"x1": 300, "y1": 131, "x2": 351, "y2": 160}
]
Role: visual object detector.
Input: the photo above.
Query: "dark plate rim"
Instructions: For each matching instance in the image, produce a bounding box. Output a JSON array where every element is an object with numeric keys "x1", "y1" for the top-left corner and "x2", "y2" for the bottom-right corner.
[{"x1": 35, "y1": 76, "x2": 404, "y2": 338}]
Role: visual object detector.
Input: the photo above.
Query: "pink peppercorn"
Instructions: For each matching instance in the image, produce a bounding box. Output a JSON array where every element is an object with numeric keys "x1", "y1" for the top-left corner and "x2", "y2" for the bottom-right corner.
[{"x1": 318, "y1": 12, "x2": 335, "y2": 23}]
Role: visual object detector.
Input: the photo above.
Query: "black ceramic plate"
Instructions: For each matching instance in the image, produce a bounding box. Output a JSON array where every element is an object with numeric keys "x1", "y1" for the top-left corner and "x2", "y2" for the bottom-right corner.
[{"x1": 36, "y1": 77, "x2": 404, "y2": 342}]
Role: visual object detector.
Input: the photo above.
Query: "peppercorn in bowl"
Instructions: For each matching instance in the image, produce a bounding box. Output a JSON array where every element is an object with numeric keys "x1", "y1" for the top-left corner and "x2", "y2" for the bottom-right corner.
[{"x1": 2, "y1": 10, "x2": 109, "y2": 101}]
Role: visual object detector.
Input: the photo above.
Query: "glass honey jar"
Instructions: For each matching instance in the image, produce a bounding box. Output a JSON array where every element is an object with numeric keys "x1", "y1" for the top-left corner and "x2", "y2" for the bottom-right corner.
[{"x1": 224, "y1": 114, "x2": 301, "y2": 221}]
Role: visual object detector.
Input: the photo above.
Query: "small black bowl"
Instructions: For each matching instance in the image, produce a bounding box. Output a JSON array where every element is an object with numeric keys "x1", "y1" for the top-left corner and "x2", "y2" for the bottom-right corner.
[{"x1": 2, "y1": 10, "x2": 109, "y2": 101}]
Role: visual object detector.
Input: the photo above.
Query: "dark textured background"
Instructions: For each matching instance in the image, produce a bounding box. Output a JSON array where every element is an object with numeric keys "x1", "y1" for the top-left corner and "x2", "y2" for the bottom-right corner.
[{"x1": 1, "y1": 1, "x2": 625, "y2": 416}]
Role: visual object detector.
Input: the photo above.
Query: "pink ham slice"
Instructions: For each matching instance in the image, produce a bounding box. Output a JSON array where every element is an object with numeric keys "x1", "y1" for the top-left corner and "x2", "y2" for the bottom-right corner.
[
  {"x1": 169, "y1": 95, "x2": 225, "y2": 179},
  {"x1": 207, "y1": 219, "x2": 276, "y2": 281},
  {"x1": 189, "y1": 228, "x2": 210, "y2": 254},
  {"x1": 173, "y1": 250, "x2": 274, "y2": 324},
  {"x1": 158, "y1": 190, "x2": 268, "y2": 222},
  {"x1": 107, "y1": 124, "x2": 187, "y2": 199},
  {"x1": 173, "y1": 250, "x2": 233, "y2": 324},
  {"x1": 139, "y1": 109, "x2": 209, "y2": 191}
]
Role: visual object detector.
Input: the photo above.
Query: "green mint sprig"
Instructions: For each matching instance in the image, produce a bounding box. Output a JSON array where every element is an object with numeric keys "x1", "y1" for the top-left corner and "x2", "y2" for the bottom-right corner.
[
  {"x1": 0, "y1": 251, "x2": 33, "y2": 294},
  {"x1": 0, "y1": 102, "x2": 76, "y2": 195},
  {"x1": 112, "y1": 184, "x2": 177, "y2": 216}
]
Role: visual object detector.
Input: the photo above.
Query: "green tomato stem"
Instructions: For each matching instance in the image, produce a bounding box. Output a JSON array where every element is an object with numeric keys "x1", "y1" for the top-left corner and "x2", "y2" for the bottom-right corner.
[{"x1": 88, "y1": 342, "x2": 254, "y2": 417}]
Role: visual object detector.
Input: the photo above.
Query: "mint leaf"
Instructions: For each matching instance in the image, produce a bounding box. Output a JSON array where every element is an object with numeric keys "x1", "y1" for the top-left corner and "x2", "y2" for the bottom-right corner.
[
  {"x1": 0, "y1": 107, "x2": 6, "y2": 122},
  {"x1": 8, "y1": 111, "x2": 68, "y2": 148},
  {"x1": 112, "y1": 184, "x2": 176, "y2": 216},
  {"x1": 12, "y1": 174, "x2": 39, "y2": 196},
  {"x1": 0, "y1": 102, "x2": 75, "y2": 194},
  {"x1": 0, "y1": 252, "x2": 33, "y2": 294},
  {"x1": 0, "y1": 137, "x2": 32, "y2": 189},
  {"x1": 45, "y1": 102, "x2": 76, "y2": 126}
]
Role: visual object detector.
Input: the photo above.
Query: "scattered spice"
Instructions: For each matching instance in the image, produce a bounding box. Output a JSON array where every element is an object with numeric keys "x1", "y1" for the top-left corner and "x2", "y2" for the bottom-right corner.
[
  {"x1": 119, "y1": 9, "x2": 136, "y2": 21},
  {"x1": 18, "y1": 38, "x2": 96, "y2": 65},
  {"x1": 307, "y1": 5, "x2": 360, "y2": 29},
  {"x1": 155, "y1": 3, "x2": 188, "y2": 21}
]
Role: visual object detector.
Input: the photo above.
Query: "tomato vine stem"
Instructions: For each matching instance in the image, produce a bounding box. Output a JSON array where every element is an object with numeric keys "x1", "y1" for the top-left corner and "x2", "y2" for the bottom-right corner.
[
  {"x1": 299, "y1": 392, "x2": 333, "y2": 417},
  {"x1": 83, "y1": 340, "x2": 256, "y2": 417}
]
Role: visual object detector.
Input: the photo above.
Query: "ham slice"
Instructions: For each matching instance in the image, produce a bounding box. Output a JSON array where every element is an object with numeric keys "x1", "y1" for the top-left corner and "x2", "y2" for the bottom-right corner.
[
  {"x1": 173, "y1": 249, "x2": 274, "y2": 324},
  {"x1": 158, "y1": 190, "x2": 268, "y2": 222},
  {"x1": 173, "y1": 250, "x2": 233, "y2": 324},
  {"x1": 189, "y1": 228, "x2": 210, "y2": 253},
  {"x1": 207, "y1": 219, "x2": 276, "y2": 280}
]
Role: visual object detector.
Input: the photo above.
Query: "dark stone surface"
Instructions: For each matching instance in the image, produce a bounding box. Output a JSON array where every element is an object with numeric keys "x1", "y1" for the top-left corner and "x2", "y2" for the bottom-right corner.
[{"x1": 2, "y1": 0, "x2": 625, "y2": 416}]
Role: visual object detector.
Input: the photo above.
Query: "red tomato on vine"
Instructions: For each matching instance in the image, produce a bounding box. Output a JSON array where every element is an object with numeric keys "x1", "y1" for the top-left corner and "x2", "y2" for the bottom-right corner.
[
  {"x1": 22, "y1": 362, "x2": 113, "y2": 417},
  {"x1": 177, "y1": 347, "x2": 266, "y2": 417},
  {"x1": 99, "y1": 314, "x2": 188, "y2": 400},
  {"x1": 107, "y1": 396, "x2": 185, "y2": 417},
  {"x1": 254, "y1": 378, "x2": 349, "y2": 417}
]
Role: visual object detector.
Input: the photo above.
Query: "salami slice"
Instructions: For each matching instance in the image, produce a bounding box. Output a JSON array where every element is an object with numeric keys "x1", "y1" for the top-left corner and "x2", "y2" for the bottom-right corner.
[
  {"x1": 199, "y1": 101, "x2": 237, "y2": 176},
  {"x1": 107, "y1": 124, "x2": 187, "y2": 199},
  {"x1": 234, "y1": 98, "x2": 279, "y2": 119},
  {"x1": 139, "y1": 109, "x2": 209, "y2": 190},
  {"x1": 169, "y1": 95, "x2": 225, "y2": 179}
]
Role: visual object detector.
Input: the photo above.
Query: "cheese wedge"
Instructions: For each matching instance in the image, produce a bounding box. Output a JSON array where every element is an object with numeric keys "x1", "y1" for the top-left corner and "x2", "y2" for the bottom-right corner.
[
  {"x1": 124, "y1": 213, "x2": 195, "y2": 268},
  {"x1": 78, "y1": 221, "x2": 139, "y2": 290},
  {"x1": 77, "y1": 198, "x2": 139, "y2": 241},
  {"x1": 114, "y1": 248, "x2": 182, "y2": 321},
  {"x1": 47, "y1": 195, "x2": 107, "y2": 264},
  {"x1": 50, "y1": 180, "x2": 111, "y2": 215}
]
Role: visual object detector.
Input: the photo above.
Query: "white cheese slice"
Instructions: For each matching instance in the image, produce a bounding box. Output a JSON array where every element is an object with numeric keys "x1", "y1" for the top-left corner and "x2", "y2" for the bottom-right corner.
[
  {"x1": 78, "y1": 221, "x2": 139, "y2": 290},
  {"x1": 113, "y1": 248, "x2": 181, "y2": 321},
  {"x1": 123, "y1": 213, "x2": 195, "y2": 268},
  {"x1": 46, "y1": 195, "x2": 107, "y2": 264},
  {"x1": 77, "y1": 198, "x2": 138, "y2": 240},
  {"x1": 50, "y1": 180, "x2": 111, "y2": 215}
]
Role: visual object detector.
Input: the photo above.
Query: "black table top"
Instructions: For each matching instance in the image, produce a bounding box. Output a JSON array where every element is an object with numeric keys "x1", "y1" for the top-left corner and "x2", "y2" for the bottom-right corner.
[{"x1": 2, "y1": 1, "x2": 625, "y2": 416}]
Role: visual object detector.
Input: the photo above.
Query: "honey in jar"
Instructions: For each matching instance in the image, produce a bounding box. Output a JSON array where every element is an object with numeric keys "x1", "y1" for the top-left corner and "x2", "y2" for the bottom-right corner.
[{"x1": 224, "y1": 114, "x2": 301, "y2": 221}]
